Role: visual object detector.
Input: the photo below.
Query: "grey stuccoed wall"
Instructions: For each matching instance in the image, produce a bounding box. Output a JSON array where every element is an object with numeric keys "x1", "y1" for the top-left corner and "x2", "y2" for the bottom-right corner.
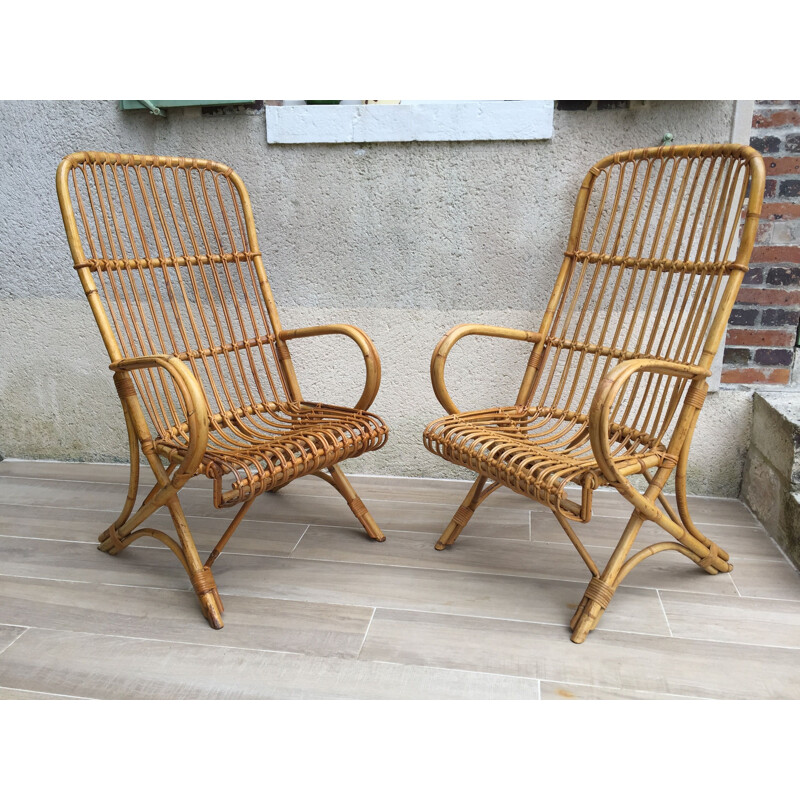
[{"x1": 0, "y1": 100, "x2": 753, "y2": 495}]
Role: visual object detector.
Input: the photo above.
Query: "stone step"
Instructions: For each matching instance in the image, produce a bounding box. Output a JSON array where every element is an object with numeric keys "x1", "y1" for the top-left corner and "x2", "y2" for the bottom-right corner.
[{"x1": 741, "y1": 392, "x2": 800, "y2": 568}]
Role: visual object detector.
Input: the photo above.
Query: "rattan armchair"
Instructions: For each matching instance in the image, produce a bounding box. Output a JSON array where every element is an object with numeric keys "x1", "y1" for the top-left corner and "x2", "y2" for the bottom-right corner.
[
  {"x1": 56, "y1": 151, "x2": 389, "y2": 628},
  {"x1": 424, "y1": 144, "x2": 765, "y2": 643}
]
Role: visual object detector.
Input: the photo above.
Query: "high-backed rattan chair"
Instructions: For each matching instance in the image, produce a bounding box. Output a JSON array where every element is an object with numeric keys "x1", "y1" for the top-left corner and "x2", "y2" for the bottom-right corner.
[
  {"x1": 57, "y1": 151, "x2": 389, "y2": 628},
  {"x1": 423, "y1": 144, "x2": 764, "y2": 643}
]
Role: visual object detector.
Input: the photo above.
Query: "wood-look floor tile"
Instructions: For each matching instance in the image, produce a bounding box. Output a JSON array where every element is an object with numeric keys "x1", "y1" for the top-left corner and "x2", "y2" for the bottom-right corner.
[
  {"x1": 728, "y1": 559, "x2": 800, "y2": 602},
  {"x1": 548, "y1": 487, "x2": 760, "y2": 528},
  {"x1": 0, "y1": 503, "x2": 305, "y2": 557},
  {"x1": 0, "y1": 535, "x2": 191, "y2": 590},
  {"x1": 0, "y1": 476, "x2": 530, "y2": 541},
  {"x1": 0, "y1": 523, "x2": 667, "y2": 636},
  {"x1": 540, "y1": 681, "x2": 703, "y2": 700},
  {"x1": 0, "y1": 628, "x2": 539, "y2": 700},
  {"x1": 0, "y1": 687, "x2": 86, "y2": 700},
  {"x1": 360, "y1": 608, "x2": 800, "y2": 699},
  {"x1": 211, "y1": 552, "x2": 670, "y2": 636},
  {"x1": 0, "y1": 625, "x2": 27, "y2": 656},
  {"x1": 529, "y1": 507, "x2": 781, "y2": 562},
  {"x1": 659, "y1": 590, "x2": 800, "y2": 649},
  {"x1": 0, "y1": 574, "x2": 375, "y2": 658},
  {"x1": 292, "y1": 526, "x2": 738, "y2": 596}
]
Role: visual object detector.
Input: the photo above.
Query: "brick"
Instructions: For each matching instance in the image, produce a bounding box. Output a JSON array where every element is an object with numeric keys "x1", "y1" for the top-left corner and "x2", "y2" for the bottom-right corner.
[
  {"x1": 764, "y1": 157, "x2": 800, "y2": 176},
  {"x1": 723, "y1": 347, "x2": 751, "y2": 365},
  {"x1": 755, "y1": 223, "x2": 772, "y2": 245},
  {"x1": 787, "y1": 134, "x2": 800, "y2": 153},
  {"x1": 750, "y1": 135, "x2": 781, "y2": 154},
  {"x1": 729, "y1": 307, "x2": 759, "y2": 325},
  {"x1": 762, "y1": 307, "x2": 800, "y2": 326},
  {"x1": 736, "y1": 287, "x2": 800, "y2": 306},
  {"x1": 750, "y1": 246, "x2": 800, "y2": 264},
  {"x1": 761, "y1": 203, "x2": 800, "y2": 220},
  {"x1": 753, "y1": 110, "x2": 800, "y2": 128},
  {"x1": 721, "y1": 367, "x2": 790, "y2": 384},
  {"x1": 779, "y1": 180, "x2": 800, "y2": 197},
  {"x1": 755, "y1": 348, "x2": 794, "y2": 366},
  {"x1": 726, "y1": 329, "x2": 795, "y2": 347},
  {"x1": 766, "y1": 179, "x2": 777, "y2": 198},
  {"x1": 767, "y1": 266, "x2": 800, "y2": 286},
  {"x1": 742, "y1": 266, "x2": 764, "y2": 284},
  {"x1": 770, "y1": 220, "x2": 800, "y2": 244}
]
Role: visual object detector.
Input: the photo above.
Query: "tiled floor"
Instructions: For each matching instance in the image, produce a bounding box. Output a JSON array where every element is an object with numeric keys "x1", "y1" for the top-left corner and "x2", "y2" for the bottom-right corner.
[{"x1": 0, "y1": 459, "x2": 798, "y2": 699}]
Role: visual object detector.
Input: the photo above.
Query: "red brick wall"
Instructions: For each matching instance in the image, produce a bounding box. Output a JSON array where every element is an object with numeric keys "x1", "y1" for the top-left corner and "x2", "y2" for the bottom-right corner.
[{"x1": 722, "y1": 100, "x2": 800, "y2": 385}]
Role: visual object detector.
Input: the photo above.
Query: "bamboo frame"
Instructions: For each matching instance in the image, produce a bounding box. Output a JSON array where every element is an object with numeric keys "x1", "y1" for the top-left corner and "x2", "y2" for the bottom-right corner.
[
  {"x1": 423, "y1": 144, "x2": 765, "y2": 643},
  {"x1": 56, "y1": 151, "x2": 389, "y2": 628}
]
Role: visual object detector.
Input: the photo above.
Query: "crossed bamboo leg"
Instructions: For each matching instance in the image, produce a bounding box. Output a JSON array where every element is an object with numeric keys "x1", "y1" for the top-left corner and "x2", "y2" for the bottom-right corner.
[
  {"x1": 435, "y1": 467, "x2": 732, "y2": 644},
  {"x1": 98, "y1": 448, "x2": 385, "y2": 629}
]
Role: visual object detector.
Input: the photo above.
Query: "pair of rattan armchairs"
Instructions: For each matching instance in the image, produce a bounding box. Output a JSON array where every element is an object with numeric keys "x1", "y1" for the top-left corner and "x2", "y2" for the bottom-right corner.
[{"x1": 56, "y1": 144, "x2": 764, "y2": 643}]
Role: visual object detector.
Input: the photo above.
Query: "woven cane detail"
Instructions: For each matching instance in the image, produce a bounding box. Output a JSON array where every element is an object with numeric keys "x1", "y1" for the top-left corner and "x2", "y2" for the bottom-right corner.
[
  {"x1": 348, "y1": 497, "x2": 368, "y2": 519},
  {"x1": 584, "y1": 577, "x2": 614, "y2": 609},
  {"x1": 452, "y1": 506, "x2": 474, "y2": 527},
  {"x1": 115, "y1": 375, "x2": 138, "y2": 399},
  {"x1": 685, "y1": 383, "x2": 708, "y2": 409},
  {"x1": 698, "y1": 543, "x2": 719, "y2": 569},
  {"x1": 190, "y1": 567, "x2": 218, "y2": 596}
]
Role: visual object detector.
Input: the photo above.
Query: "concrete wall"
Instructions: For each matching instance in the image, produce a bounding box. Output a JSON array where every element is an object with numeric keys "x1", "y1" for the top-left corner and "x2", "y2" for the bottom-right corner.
[{"x1": 0, "y1": 100, "x2": 753, "y2": 495}]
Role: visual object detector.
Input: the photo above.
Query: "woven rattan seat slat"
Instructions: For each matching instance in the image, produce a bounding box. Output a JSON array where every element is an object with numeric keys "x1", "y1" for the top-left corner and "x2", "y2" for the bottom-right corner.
[{"x1": 424, "y1": 143, "x2": 765, "y2": 643}]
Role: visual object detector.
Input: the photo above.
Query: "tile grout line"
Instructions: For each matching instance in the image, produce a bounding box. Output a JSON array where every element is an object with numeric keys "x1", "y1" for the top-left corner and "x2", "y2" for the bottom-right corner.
[
  {"x1": 0, "y1": 685, "x2": 95, "y2": 700},
  {"x1": 0, "y1": 626, "x2": 31, "y2": 658},
  {"x1": 288, "y1": 526, "x2": 311, "y2": 555},
  {"x1": 656, "y1": 590, "x2": 674, "y2": 637},
  {"x1": 357, "y1": 608, "x2": 377, "y2": 659}
]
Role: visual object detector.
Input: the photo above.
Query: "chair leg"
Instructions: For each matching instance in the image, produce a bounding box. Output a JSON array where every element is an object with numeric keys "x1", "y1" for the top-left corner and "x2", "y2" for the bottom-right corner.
[
  {"x1": 570, "y1": 509, "x2": 646, "y2": 644},
  {"x1": 435, "y1": 476, "x2": 498, "y2": 550},
  {"x1": 97, "y1": 456, "x2": 225, "y2": 629},
  {"x1": 166, "y1": 496, "x2": 224, "y2": 629},
  {"x1": 327, "y1": 464, "x2": 386, "y2": 541}
]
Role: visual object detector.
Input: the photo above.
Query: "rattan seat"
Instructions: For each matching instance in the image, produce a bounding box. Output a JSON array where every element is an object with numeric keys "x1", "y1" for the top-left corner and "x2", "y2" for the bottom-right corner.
[
  {"x1": 424, "y1": 406, "x2": 666, "y2": 521},
  {"x1": 423, "y1": 144, "x2": 765, "y2": 643},
  {"x1": 157, "y1": 401, "x2": 389, "y2": 507}
]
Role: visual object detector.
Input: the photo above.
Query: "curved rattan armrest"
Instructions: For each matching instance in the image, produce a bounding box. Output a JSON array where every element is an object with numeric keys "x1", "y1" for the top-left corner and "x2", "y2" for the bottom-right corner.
[
  {"x1": 588, "y1": 358, "x2": 710, "y2": 493},
  {"x1": 278, "y1": 325, "x2": 381, "y2": 411},
  {"x1": 109, "y1": 355, "x2": 210, "y2": 479},
  {"x1": 430, "y1": 324, "x2": 542, "y2": 415}
]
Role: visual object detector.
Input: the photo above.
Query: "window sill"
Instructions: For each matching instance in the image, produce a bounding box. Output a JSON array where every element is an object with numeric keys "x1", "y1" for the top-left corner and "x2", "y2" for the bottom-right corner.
[{"x1": 265, "y1": 101, "x2": 554, "y2": 144}]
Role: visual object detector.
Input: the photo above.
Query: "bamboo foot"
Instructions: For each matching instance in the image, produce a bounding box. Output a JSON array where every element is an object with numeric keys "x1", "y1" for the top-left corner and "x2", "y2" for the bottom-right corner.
[
  {"x1": 357, "y1": 506, "x2": 386, "y2": 542},
  {"x1": 435, "y1": 519, "x2": 463, "y2": 550},
  {"x1": 98, "y1": 526, "x2": 123, "y2": 555},
  {"x1": 570, "y1": 598, "x2": 606, "y2": 644},
  {"x1": 570, "y1": 577, "x2": 615, "y2": 643},
  {"x1": 199, "y1": 591, "x2": 224, "y2": 629}
]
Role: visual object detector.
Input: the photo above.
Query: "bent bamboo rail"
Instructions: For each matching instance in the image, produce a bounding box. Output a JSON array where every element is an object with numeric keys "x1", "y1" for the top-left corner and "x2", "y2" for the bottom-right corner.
[
  {"x1": 57, "y1": 150, "x2": 390, "y2": 629},
  {"x1": 423, "y1": 143, "x2": 765, "y2": 643}
]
